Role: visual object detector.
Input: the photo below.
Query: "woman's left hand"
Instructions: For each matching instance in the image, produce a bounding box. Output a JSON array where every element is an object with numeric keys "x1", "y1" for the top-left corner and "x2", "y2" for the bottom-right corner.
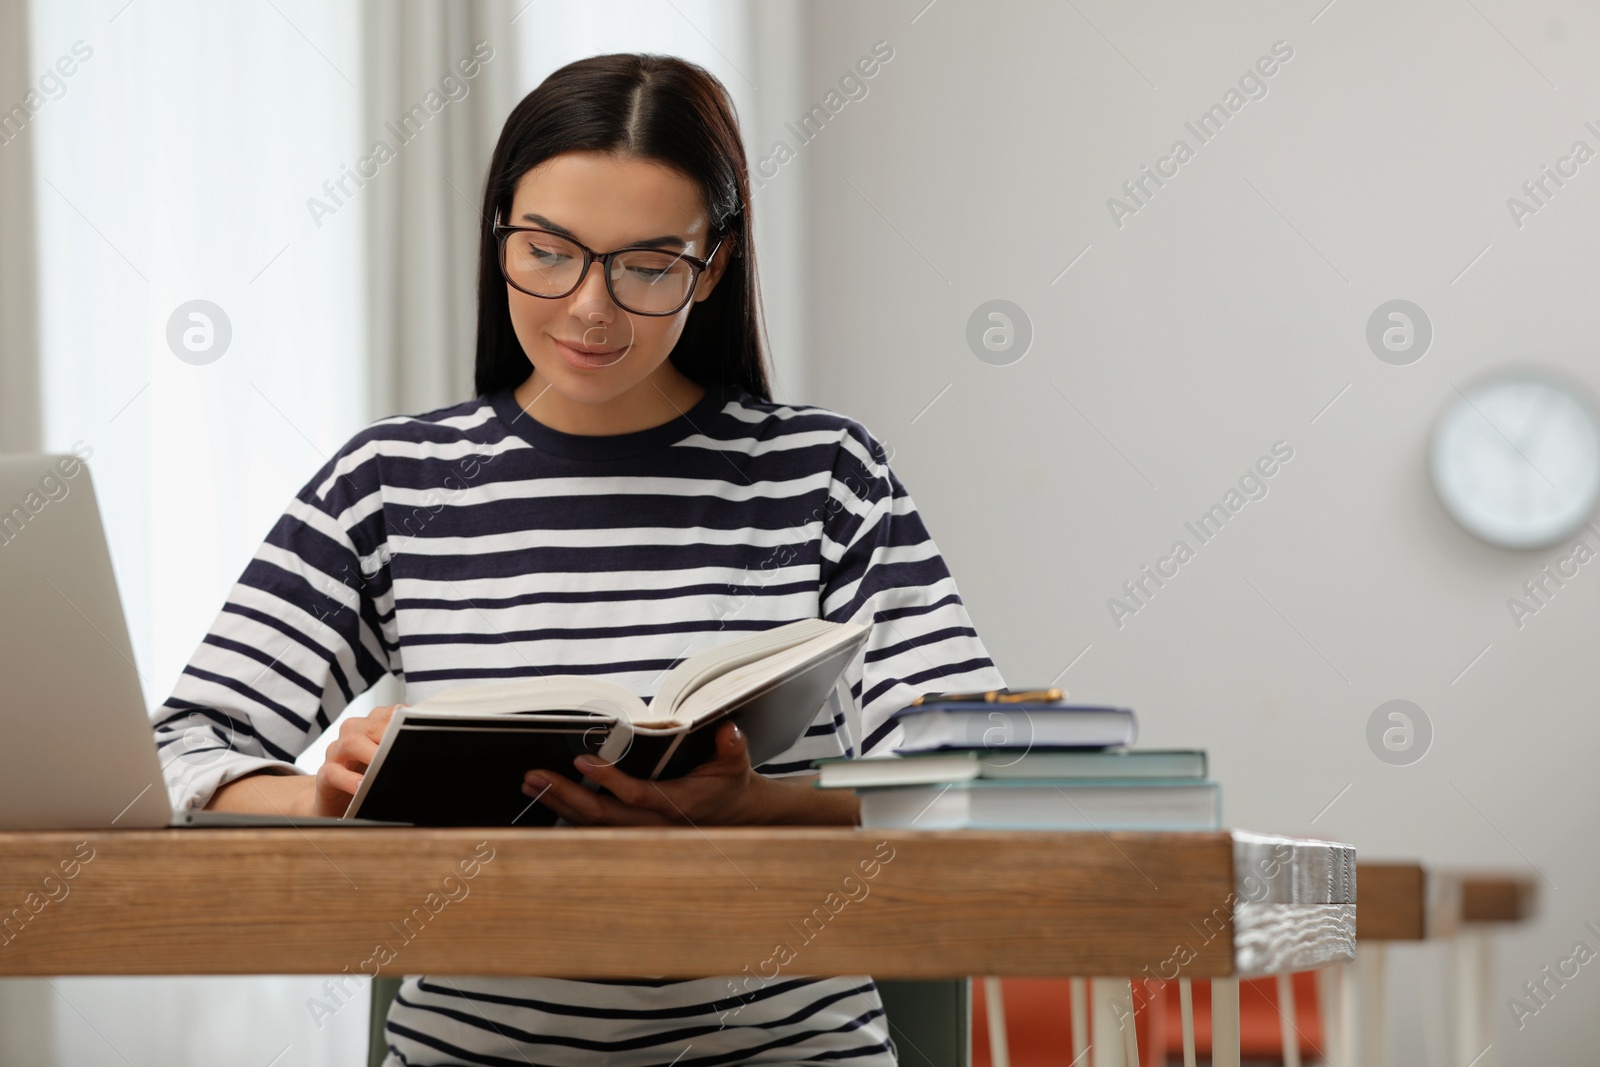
[{"x1": 522, "y1": 720, "x2": 784, "y2": 826}]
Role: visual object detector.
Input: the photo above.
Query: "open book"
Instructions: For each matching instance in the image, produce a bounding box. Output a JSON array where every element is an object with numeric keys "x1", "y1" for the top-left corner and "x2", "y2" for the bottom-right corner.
[{"x1": 343, "y1": 618, "x2": 870, "y2": 826}]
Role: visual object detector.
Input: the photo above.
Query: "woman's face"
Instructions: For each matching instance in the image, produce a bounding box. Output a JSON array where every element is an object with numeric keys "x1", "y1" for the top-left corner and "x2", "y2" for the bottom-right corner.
[{"x1": 502, "y1": 150, "x2": 730, "y2": 411}]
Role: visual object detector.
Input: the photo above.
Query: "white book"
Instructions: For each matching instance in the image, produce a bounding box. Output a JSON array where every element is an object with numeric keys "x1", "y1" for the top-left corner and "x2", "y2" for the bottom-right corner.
[
  {"x1": 857, "y1": 778, "x2": 1221, "y2": 831},
  {"x1": 812, "y1": 748, "x2": 1207, "y2": 789}
]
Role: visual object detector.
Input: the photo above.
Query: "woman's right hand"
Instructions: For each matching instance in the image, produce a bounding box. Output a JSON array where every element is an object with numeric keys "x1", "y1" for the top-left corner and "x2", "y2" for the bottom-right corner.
[{"x1": 311, "y1": 704, "x2": 403, "y2": 817}]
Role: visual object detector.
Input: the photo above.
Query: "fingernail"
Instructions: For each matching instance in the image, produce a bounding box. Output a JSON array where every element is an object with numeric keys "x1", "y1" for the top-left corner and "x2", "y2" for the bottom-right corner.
[
  {"x1": 574, "y1": 755, "x2": 597, "y2": 773},
  {"x1": 525, "y1": 772, "x2": 547, "y2": 788}
]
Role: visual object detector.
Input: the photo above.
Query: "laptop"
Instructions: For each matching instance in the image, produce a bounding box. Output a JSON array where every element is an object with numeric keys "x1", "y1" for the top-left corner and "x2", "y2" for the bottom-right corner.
[{"x1": 0, "y1": 453, "x2": 407, "y2": 829}]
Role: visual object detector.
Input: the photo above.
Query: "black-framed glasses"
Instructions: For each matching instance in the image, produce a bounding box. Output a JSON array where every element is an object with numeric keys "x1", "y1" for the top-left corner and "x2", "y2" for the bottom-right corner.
[{"x1": 494, "y1": 215, "x2": 725, "y2": 316}]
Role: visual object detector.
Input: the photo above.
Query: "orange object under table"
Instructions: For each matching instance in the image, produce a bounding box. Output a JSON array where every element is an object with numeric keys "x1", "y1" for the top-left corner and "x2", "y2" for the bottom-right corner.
[{"x1": 971, "y1": 974, "x2": 1325, "y2": 1065}]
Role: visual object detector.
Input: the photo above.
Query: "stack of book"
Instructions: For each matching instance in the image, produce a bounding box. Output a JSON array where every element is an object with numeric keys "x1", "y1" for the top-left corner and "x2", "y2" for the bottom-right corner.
[{"x1": 815, "y1": 689, "x2": 1218, "y2": 830}]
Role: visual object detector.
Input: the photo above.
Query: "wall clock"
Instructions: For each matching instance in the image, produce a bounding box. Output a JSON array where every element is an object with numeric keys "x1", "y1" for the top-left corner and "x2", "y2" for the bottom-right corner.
[{"x1": 1430, "y1": 370, "x2": 1600, "y2": 549}]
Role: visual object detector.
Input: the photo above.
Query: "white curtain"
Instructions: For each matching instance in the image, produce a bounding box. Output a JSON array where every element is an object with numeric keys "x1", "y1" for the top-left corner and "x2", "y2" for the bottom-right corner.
[
  {"x1": 19, "y1": 1, "x2": 376, "y2": 1063},
  {"x1": 8, "y1": 1, "x2": 807, "y2": 1063},
  {"x1": 0, "y1": 0, "x2": 40, "y2": 454},
  {"x1": 363, "y1": 0, "x2": 523, "y2": 420}
]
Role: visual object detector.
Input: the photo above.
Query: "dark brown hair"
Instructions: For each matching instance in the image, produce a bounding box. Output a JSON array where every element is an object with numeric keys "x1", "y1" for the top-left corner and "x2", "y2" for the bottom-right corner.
[{"x1": 473, "y1": 53, "x2": 771, "y2": 401}]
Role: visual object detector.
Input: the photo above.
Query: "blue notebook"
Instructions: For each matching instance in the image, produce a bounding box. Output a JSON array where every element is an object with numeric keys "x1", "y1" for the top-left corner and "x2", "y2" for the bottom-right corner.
[{"x1": 889, "y1": 702, "x2": 1137, "y2": 753}]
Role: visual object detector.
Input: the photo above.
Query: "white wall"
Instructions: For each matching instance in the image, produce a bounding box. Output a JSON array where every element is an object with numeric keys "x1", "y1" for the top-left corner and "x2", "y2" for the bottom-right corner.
[{"x1": 803, "y1": 1, "x2": 1599, "y2": 1063}]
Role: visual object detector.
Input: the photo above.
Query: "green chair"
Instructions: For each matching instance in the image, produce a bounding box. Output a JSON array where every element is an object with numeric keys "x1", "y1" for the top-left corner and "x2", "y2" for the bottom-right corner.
[{"x1": 367, "y1": 976, "x2": 969, "y2": 1067}]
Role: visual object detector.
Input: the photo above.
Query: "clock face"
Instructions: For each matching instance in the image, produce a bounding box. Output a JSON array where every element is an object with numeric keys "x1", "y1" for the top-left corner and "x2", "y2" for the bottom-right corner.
[{"x1": 1430, "y1": 372, "x2": 1600, "y2": 549}]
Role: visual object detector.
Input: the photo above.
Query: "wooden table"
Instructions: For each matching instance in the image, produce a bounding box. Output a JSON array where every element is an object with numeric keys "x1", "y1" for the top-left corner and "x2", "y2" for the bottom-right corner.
[
  {"x1": 0, "y1": 827, "x2": 1354, "y2": 1065},
  {"x1": 1452, "y1": 871, "x2": 1540, "y2": 1067},
  {"x1": 1318, "y1": 862, "x2": 1461, "y2": 1067},
  {"x1": 1460, "y1": 872, "x2": 1537, "y2": 924},
  {"x1": 1322, "y1": 863, "x2": 1537, "y2": 1067},
  {"x1": 1357, "y1": 862, "x2": 1441, "y2": 940}
]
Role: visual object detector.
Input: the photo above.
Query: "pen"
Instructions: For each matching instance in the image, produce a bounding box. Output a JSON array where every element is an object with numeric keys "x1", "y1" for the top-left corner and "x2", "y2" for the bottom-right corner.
[{"x1": 909, "y1": 687, "x2": 1066, "y2": 705}]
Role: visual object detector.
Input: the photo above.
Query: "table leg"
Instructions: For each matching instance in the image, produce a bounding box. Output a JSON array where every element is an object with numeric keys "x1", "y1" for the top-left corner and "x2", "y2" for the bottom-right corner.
[
  {"x1": 1070, "y1": 978, "x2": 1089, "y2": 1065},
  {"x1": 1177, "y1": 977, "x2": 1196, "y2": 1067},
  {"x1": 1316, "y1": 965, "x2": 1345, "y2": 1067},
  {"x1": 1276, "y1": 972, "x2": 1301, "y2": 1067},
  {"x1": 982, "y1": 976, "x2": 1010, "y2": 1067},
  {"x1": 1357, "y1": 944, "x2": 1387, "y2": 1067},
  {"x1": 1116, "y1": 980, "x2": 1141, "y2": 1066},
  {"x1": 1422, "y1": 940, "x2": 1451, "y2": 1067},
  {"x1": 1475, "y1": 932, "x2": 1495, "y2": 1054},
  {"x1": 1452, "y1": 930, "x2": 1493, "y2": 1066},
  {"x1": 1210, "y1": 977, "x2": 1240, "y2": 1067},
  {"x1": 1090, "y1": 977, "x2": 1130, "y2": 1067},
  {"x1": 1338, "y1": 960, "x2": 1361, "y2": 1067},
  {"x1": 1146, "y1": 979, "x2": 1167, "y2": 1067}
]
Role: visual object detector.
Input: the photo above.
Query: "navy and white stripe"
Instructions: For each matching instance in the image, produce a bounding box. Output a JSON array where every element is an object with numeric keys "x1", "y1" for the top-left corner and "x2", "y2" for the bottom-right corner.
[{"x1": 153, "y1": 383, "x2": 1003, "y2": 1067}]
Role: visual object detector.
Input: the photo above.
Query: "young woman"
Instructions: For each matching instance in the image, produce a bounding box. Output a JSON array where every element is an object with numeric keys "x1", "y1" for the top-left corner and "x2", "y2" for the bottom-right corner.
[{"x1": 155, "y1": 52, "x2": 1004, "y2": 1066}]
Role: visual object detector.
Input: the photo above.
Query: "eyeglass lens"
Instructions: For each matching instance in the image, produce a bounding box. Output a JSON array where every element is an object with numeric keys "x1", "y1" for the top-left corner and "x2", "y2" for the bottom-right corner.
[{"x1": 502, "y1": 230, "x2": 700, "y2": 314}]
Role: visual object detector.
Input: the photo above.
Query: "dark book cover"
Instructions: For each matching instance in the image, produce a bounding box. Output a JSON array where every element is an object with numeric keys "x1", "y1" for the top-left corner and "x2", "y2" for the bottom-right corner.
[{"x1": 351, "y1": 714, "x2": 612, "y2": 827}]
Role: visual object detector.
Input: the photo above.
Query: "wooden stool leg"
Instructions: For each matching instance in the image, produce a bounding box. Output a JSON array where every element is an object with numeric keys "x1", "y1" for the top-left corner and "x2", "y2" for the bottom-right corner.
[
  {"x1": 1070, "y1": 977, "x2": 1089, "y2": 1065},
  {"x1": 1276, "y1": 972, "x2": 1302, "y2": 1067},
  {"x1": 1210, "y1": 977, "x2": 1240, "y2": 1067},
  {"x1": 1177, "y1": 977, "x2": 1197, "y2": 1067},
  {"x1": 982, "y1": 976, "x2": 1010, "y2": 1067},
  {"x1": 1357, "y1": 944, "x2": 1388, "y2": 1067},
  {"x1": 1090, "y1": 977, "x2": 1129, "y2": 1067}
]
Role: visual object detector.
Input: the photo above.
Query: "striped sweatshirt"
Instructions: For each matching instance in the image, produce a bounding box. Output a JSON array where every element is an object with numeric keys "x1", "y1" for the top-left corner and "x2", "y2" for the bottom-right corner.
[{"x1": 153, "y1": 382, "x2": 1004, "y2": 1067}]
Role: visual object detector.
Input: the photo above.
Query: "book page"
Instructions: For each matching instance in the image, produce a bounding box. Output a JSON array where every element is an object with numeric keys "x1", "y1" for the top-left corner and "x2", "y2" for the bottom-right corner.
[
  {"x1": 650, "y1": 618, "x2": 838, "y2": 722},
  {"x1": 671, "y1": 624, "x2": 867, "y2": 725},
  {"x1": 405, "y1": 676, "x2": 644, "y2": 721}
]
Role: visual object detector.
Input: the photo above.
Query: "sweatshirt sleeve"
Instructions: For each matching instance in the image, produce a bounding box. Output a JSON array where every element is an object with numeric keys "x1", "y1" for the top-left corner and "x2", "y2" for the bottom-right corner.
[
  {"x1": 818, "y1": 420, "x2": 1006, "y2": 757},
  {"x1": 151, "y1": 434, "x2": 399, "y2": 812}
]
